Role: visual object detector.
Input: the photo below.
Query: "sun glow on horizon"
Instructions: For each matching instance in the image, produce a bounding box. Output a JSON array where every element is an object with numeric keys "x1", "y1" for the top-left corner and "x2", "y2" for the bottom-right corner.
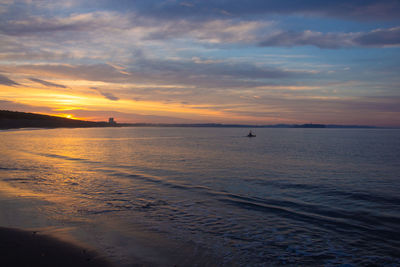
[
  {"x1": 52, "y1": 113, "x2": 85, "y2": 120},
  {"x1": 0, "y1": 83, "x2": 232, "y2": 123}
]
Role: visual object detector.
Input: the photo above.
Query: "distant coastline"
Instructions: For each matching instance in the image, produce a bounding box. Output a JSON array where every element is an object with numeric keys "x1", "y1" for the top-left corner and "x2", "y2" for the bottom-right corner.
[
  {"x1": 118, "y1": 123, "x2": 380, "y2": 129},
  {"x1": 0, "y1": 110, "x2": 114, "y2": 129},
  {"x1": 0, "y1": 110, "x2": 390, "y2": 129}
]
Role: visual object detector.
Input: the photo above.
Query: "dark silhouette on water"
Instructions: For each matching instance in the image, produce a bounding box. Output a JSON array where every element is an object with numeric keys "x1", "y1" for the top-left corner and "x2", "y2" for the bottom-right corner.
[
  {"x1": 108, "y1": 117, "x2": 117, "y2": 126},
  {"x1": 247, "y1": 130, "x2": 256, "y2": 137}
]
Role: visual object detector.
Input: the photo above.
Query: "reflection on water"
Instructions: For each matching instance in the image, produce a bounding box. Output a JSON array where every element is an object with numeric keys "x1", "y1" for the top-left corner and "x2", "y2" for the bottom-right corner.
[{"x1": 1, "y1": 127, "x2": 400, "y2": 266}]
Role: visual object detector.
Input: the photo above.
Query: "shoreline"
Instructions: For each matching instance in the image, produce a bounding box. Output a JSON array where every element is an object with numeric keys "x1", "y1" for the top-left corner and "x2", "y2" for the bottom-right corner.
[
  {"x1": 0, "y1": 182, "x2": 118, "y2": 266},
  {"x1": 0, "y1": 181, "x2": 218, "y2": 267},
  {"x1": 0, "y1": 226, "x2": 112, "y2": 267}
]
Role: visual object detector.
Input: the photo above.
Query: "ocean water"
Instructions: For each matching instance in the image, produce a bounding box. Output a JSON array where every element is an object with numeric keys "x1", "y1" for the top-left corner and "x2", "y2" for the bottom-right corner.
[{"x1": 0, "y1": 127, "x2": 399, "y2": 266}]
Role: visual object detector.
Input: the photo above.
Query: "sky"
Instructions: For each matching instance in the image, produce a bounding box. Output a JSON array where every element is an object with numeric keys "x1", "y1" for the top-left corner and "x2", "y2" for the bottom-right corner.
[{"x1": 0, "y1": 0, "x2": 399, "y2": 126}]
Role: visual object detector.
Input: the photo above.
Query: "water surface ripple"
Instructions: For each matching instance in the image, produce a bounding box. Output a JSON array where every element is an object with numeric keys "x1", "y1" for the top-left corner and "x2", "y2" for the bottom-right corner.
[{"x1": 0, "y1": 127, "x2": 399, "y2": 266}]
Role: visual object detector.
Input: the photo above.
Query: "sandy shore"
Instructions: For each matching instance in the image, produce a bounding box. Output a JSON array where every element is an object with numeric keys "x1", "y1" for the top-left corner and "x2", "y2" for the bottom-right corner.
[
  {"x1": 0, "y1": 227, "x2": 112, "y2": 267},
  {"x1": 0, "y1": 187, "x2": 202, "y2": 267},
  {"x1": 0, "y1": 166, "x2": 218, "y2": 266}
]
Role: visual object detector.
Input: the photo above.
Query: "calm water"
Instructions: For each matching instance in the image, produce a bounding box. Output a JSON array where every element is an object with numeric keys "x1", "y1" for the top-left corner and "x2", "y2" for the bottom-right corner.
[{"x1": 0, "y1": 127, "x2": 399, "y2": 266}]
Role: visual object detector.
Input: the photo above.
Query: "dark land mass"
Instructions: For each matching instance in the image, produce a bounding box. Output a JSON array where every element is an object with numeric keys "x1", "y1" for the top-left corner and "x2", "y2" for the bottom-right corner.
[
  {"x1": 0, "y1": 110, "x2": 112, "y2": 129},
  {"x1": 0, "y1": 227, "x2": 112, "y2": 267},
  {"x1": 1, "y1": 110, "x2": 383, "y2": 129}
]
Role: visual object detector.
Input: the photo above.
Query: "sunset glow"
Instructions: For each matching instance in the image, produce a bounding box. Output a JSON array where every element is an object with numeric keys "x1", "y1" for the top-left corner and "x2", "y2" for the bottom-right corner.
[{"x1": 0, "y1": 1, "x2": 399, "y2": 126}]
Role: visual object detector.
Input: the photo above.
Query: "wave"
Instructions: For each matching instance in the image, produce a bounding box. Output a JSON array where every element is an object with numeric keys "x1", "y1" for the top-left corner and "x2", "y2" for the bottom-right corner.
[
  {"x1": 254, "y1": 179, "x2": 400, "y2": 206},
  {"x1": 24, "y1": 150, "x2": 400, "y2": 247}
]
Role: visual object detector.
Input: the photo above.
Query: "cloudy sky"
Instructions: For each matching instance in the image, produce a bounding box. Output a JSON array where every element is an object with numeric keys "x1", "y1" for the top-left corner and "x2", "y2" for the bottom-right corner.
[{"x1": 0, "y1": 0, "x2": 399, "y2": 126}]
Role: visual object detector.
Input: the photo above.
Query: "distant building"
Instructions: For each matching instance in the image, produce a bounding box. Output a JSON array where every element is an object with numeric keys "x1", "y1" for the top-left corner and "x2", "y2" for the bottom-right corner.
[{"x1": 108, "y1": 117, "x2": 117, "y2": 126}]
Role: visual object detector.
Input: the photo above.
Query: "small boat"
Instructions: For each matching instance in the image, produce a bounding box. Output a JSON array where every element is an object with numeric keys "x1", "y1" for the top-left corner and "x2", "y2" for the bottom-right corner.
[{"x1": 247, "y1": 130, "x2": 256, "y2": 137}]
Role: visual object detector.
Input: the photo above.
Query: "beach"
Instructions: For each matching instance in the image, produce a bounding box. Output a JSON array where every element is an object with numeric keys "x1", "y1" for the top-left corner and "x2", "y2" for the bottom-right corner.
[
  {"x1": 0, "y1": 178, "x2": 219, "y2": 266},
  {"x1": 0, "y1": 226, "x2": 112, "y2": 267},
  {"x1": 0, "y1": 181, "x2": 113, "y2": 266}
]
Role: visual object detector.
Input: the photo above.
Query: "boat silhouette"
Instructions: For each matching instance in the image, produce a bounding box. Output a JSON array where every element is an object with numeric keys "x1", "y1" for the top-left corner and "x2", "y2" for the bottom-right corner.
[{"x1": 247, "y1": 130, "x2": 256, "y2": 137}]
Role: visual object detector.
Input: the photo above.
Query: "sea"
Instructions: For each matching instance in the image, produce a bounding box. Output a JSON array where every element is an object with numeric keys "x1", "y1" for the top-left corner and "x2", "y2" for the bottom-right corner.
[{"x1": 0, "y1": 127, "x2": 399, "y2": 266}]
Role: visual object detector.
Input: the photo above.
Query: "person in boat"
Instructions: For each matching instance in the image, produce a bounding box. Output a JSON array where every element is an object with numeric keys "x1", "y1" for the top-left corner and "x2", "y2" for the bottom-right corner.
[{"x1": 247, "y1": 130, "x2": 256, "y2": 137}]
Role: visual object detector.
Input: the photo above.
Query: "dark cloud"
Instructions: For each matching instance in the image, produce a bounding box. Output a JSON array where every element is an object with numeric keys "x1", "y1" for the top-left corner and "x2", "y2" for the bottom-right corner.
[
  {"x1": 91, "y1": 87, "x2": 119, "y2": 101},
  {"x1": 7, "y1": 58, "x2": 301, "y2": 90},
  {"x1": 0, "y1": 99, "x2": 52, "y2": 113},
  {"x1": 128, "y1": 57, "x2": 300, "y2": 88},
  {"x1": 259, "y1": 31, "x2": 347, "y2": 48},
  {"x1": 353, "y1": 27, "x2": 400, "y2": 46},
  {"x1": 98, "y1": 0, "x2": 400, "y2": 21},
  {"x1": 259, "y1": 27, "x2": 400, "y2": 48},
  {"x1": 0, "y1": 74, "x2": 19, "y2": 86},
  {"x1": 0, "y1": 11, "x2": 128, "y2": 36},
  {"x1": 135, "y1": 58, "x2": 292, "y2": 79},
  {"x1": 29, "y1": 78, "x2": 67, "y2": 88},
  {"x1": 0, "y1": 17, "x2": 87, "y2": 36},
  {"x1": 8, "y1": 64, "x2": 131, "y2": 83},
  {"x1": 99, "y1": 91, "x2": 119, "y2": 101},
  {"x1": 141, "y1": 19, "x2": 263, "y2": 43}
]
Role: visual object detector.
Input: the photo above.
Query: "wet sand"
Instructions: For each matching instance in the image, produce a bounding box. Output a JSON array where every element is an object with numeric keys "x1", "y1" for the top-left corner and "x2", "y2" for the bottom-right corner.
[
  {"x1": 0, "y1": 227, "x2": 113, "y2": 267},
  {"x1": 0, "y1": 184, "x2": 212, "y2": 267}
]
